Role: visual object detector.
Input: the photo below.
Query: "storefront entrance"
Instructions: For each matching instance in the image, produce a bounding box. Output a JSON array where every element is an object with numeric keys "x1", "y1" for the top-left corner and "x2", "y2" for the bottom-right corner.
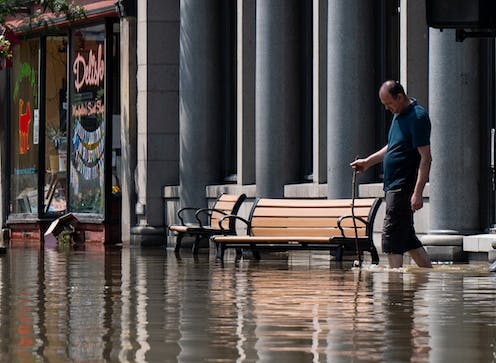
[{"x1": 6, "y1": 20, "x2": 121, "y2": 244}]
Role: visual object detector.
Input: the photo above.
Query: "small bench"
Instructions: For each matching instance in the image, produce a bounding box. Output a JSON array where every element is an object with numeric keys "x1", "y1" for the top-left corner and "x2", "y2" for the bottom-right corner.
[
  {"x1": 211, "y1": 197, "x2": 382, "y2": 263},
  {"x1": 168, "y1": 193, "x2": 247, "y2": 254}
]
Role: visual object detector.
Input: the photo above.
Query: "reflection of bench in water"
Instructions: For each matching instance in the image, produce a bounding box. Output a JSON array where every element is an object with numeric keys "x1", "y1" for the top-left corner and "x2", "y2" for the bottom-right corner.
[{"x1": 212, "y1": 197, "x2": 382, "y2": 264}]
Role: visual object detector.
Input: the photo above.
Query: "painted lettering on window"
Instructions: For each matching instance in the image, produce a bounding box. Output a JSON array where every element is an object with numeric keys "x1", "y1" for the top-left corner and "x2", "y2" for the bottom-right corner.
[
  {"x1": 72, "y1": 43, "x2": 104, "y2": 92},
  {"x1": 71, "y1": 99, "x2": 104, "y2": 118}
]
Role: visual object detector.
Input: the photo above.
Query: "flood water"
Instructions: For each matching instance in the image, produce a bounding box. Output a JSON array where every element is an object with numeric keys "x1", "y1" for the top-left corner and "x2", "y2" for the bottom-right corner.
[{"x1": 0, "y1": 246, "x2": 495, "y2": 363}]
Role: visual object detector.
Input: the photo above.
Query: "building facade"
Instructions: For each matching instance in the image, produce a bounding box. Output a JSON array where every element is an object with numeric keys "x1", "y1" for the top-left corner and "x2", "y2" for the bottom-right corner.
[{"x1": 1, "y1": 0, "x2": 494, "y2": 260}]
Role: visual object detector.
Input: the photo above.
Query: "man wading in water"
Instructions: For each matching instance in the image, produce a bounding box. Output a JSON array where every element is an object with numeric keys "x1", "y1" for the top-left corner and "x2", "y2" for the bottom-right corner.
[{"x1": 351, "y1": 80, "x2": 433, "y2": 268}]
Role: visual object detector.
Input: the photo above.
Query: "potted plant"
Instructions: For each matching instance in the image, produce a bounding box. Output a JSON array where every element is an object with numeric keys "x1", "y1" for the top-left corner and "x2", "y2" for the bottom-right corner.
[
  {"x1": 47, "y1": 126, "x2": 66, "y2": 171},
  {"x1": 0, "y1": 31, "x2": 13, "y2": 70}
]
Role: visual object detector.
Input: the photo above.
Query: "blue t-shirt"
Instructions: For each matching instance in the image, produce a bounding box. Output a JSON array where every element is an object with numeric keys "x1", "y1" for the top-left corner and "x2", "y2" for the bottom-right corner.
[{"x1": 383, "y1": 99, "x2": 431, "y2": 192}]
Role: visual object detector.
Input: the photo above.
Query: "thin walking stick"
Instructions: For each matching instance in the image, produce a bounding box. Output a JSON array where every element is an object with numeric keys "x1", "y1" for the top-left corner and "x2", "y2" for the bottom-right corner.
[{"x1": 351, "y1": 158, "x2": 362, "y2": 267}]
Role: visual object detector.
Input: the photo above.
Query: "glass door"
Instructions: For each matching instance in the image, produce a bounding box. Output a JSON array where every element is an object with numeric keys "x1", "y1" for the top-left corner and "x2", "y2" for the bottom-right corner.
[{"x1": 44, "y1": 36, "x2": 68, "y2": 214}]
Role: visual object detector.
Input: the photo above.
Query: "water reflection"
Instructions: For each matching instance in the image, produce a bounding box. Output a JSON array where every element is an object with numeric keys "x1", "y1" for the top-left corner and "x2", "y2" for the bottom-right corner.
[{"x1": 0, "y1": 247, "x2": 494, "y2": 362}]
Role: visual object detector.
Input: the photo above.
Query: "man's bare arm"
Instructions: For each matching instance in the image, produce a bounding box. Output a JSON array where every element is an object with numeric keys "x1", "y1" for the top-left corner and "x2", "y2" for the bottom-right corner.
[
  {"x1": 411, "y1": 145, "x2": 432, "y2": 211},
  {"x1": 350, "y1": 145, "x2": 388, "y2": 174}
]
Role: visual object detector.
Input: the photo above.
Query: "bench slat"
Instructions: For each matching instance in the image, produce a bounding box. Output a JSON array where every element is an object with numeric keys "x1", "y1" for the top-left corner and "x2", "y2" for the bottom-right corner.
[
  {"x1": 250, "y1": 227, "x2": 367, "y2": 237},
  {"x1": 217, "y1": 194, "x2": 243, "y2": 202},
  {"x1": 211, "y1": 220, "x2": 230, "y2": 229},
  {"x1": 211, "y1": 201, "x2": 236, "y2": 211},
  {"x1": 250, "y1": 217, "x2": 367, "y2": 228},
  {"x1": 252, "y1": 207, "x2": 371, "y2": 218},
  {"x1": 256, "y1": 198, "x2": 376, "y2": 207}
]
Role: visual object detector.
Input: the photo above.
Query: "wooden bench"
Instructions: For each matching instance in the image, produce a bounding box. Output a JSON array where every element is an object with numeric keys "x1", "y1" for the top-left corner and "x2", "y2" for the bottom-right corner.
[
  {"x1": 168, "y1": 193, "x2": 246, "y2": 254},
  {"x1": 211, "y1": 197, "x2": 382, "y2": 263}
]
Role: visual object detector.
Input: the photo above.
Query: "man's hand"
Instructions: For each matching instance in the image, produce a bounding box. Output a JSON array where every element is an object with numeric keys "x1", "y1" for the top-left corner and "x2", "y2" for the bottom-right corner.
[
  {"x1": 350, "y1": 158, "x2": 369, "y2": 174},
  {"x1": 350, "y1": 145, "x2": 388, "y2": 174},
  {"x1": 411, "y1": 192, "x2": 423, "y2": 212},
  {"x1": 411, "y1": 145, "x2": 431, "y2": 212}
]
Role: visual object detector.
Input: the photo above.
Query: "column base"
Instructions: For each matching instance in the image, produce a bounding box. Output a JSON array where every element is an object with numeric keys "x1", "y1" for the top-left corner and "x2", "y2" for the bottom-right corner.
[
  {"x1": 130, "y1": 225, "x2": 166, "y2": 247},
  {"x1": 489, "y1": 241, "x2": 496, "y2": 262},
  {"x1": 489, "y1": 250, "x2": 496, "y2": 263},
  {"x1": 421, "y1": 233, "x2": 467, "y2": 262}
]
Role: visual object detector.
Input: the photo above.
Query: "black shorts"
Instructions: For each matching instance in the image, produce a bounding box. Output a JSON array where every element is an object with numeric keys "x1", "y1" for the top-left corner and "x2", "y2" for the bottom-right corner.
[{"x1": 382, "y1": 188, "x2": 423, "y2": 255}]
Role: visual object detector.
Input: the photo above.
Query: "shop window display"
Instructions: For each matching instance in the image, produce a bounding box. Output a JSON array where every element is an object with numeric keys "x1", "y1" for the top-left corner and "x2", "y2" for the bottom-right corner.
[
  {"x1": 9, "y1": 39, "x2": 39, "y2": 214},
  {"x1": 69, "y1": 24, "x2": 106, "y2": 215}
]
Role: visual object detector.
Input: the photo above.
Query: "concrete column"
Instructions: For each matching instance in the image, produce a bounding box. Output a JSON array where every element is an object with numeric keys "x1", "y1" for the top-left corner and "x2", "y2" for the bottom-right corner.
[
  {"x1": 327, "y1": 1, "x2": 376, "y2": 198},
  {"x1": 423, "y1": 29, "x2": 480, "y2": 254},
  {"x1": 132, "y1": 0, "x2": 180, "y2": 245},
  {"x1": 255, "y1": 0, "x2": 301, "y2": 197},
  {"x1": 236, "y1": 0, "x2": 256, "y2": 185},
  {"x1": 313, "y1": 0, "x2": 327, "y2": 184},
  {"x1": 120, "y1": 16, "x2": 137, "y2": 245},
  {"x1": 400, "y1": 0, "x2": 428, "y2": 107},
  {"x1": 179, "y1": 0, "x2": 222, "y2": 208}
]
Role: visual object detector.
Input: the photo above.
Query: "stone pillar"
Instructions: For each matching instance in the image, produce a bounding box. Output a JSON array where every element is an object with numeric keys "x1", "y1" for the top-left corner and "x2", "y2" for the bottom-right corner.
[
  {"x1": 236, "y1": 0, "x2": 256, "y2": 185},
  {"x1": 179, "y1": 0, "x2": 222, "y2": 208},
  {"x1": 327, "y1": 1, "x2": 376, "y2": 198},
  {"x1": 131, "y1": 0, "x2": 180, "y2": 245},
  {"x1": 423, "y1": 29, "x2": 480, "y2": 258},
  {"x1": 255, "y1": 1, "x2": 300, "y2": 197},
  {"x1": 399, "y1": 0, "x2": 428, "y2": 107},
  {"x1": 313, "y1": 0, "x2": 327, "y2": 184},
  {"x1": 120, "y1": 15, "x2": 137, "y2": 245}
]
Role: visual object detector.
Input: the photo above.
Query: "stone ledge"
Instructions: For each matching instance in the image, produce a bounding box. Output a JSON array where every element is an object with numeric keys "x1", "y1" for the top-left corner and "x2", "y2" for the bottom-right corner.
[
  {"x1": 359, "y1": 182, "x2": 430, "y2": 198},
  {"x1": 165, "y1": 182, "x2": 429, "y2": 200},
  {"x1": 206, "y1": 184, "x2": 257, "y2": 198},
  {"x1": 463, "y1": 234, "x2": 496, "y2": 252},
  {"x1": 421, "y1": 234, "x2": 463, "y2": 246},
  {"x1": 358, "y1": 183, "x2": 385, "y2": 198},
  {"x1": 163, "y1": 184, "x2": 258, "y2": 199},
  {"x1": 284, "y1": 183, "x2": 327, "y2": 198},
  {"x1": 163, "y1": 185, "x2": 179, "y2": 198}
]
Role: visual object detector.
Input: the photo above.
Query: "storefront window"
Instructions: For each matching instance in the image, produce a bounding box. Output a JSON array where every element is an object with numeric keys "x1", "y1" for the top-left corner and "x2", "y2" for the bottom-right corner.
[
  {"x1": 69, "y1": 25, "x2": 106, "y2": 215},
  {"x1": 10, "y1": 39, "x2": 39, "y2": 214},
  {"x1": 44, "y1": 36, "x2": 68, "y2": 214}
]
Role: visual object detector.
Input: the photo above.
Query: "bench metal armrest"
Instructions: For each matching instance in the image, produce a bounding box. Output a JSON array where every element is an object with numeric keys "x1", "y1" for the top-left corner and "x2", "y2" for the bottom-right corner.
[
  {"x1": 194, "y1": 208, "x2": 228, "y2": 228},
  {"x1": 337, "y1": 215, "x2": 369, "y2": 237},
  {"x1": 218, "y1": 214, "x2": 251, "y2": 234},
  {"x1": 177, "y1": 207, "x2": 201, "y2": 226}
]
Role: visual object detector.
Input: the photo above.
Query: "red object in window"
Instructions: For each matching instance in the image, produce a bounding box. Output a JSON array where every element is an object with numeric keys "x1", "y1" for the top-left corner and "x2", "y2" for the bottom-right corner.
[{"x1": 19, "y1": 99, "x2": 31, "y2": 154}]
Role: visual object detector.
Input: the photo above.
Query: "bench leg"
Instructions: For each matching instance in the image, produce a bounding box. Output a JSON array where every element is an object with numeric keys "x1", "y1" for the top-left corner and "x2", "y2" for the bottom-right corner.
[
  {"x1": 370, "y1": 244, "x2": 380, "y2": 265},
  {"x1": 334, "y1": 246, "x2": 344, "y2": 262},
  {"x1": 174, "y1": 234, "x2": 183, "y2": 252},
  {"x1": 235, "y1": 248, "x2": 243, "y2": 260},
  {"x1": 216, "y1": 243, "x2": 225, "y2": 262},
  {"x1": 192, "y1": 235, "x2": 201, "y2": 255}
]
